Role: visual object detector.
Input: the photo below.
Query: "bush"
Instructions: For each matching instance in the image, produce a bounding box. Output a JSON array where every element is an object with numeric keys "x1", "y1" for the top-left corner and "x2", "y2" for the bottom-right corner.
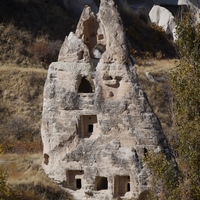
[
  {"x1": 32, "y1": 37, "x2": 62, "y2": 67},
  {"x1": 145, "y1": 152, "x2": 178, "y2": 200},
  {"x1": 3, "y1": 116, "x2": 34, "y2": 141},
  {"x1": 8, "y1": 116, "x2": 28, "y2": 140},
  {"x1": 171, "y1": 11, "x2": 200, "y2": 200},
  {"x1": 0, "y1": 0, "x2": 76, "y2": 68}
]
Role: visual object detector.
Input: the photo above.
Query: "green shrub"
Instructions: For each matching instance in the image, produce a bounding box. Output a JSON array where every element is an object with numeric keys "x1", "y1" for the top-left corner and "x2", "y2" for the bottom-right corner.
[
  {"x1": 146, "y1": 11, "x2": 200, "y2": 200},
  {"x1": 171, "y1": 11, "x2": 200, "y2": 200}
]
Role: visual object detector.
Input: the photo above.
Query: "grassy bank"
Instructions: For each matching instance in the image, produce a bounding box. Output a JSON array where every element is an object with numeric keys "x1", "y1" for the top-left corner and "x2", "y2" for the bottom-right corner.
[
  {"x1": 0, "y1": 66, "x2": 47, "y2": 143},
  {"x1": 0, "y1": 153, "x2": 74, "y2": 200}
]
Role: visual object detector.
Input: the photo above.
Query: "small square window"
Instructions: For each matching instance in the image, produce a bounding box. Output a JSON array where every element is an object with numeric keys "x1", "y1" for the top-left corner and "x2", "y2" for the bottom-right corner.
[{"x1": 95, "y1": 176, "x2": 108, "y2": 190}]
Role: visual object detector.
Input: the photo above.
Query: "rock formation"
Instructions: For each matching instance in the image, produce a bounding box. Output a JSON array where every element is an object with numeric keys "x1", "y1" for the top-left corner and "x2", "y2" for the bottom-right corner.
[
  {"x1": 149, "y1": 5, "x2": 176, "y2": 40},
  {"x1": 41, "y1": 0, "x2": 169, "y2": 199},
  {"x1": 61, "y1": 0, "x2": 200, "y2": 39}
]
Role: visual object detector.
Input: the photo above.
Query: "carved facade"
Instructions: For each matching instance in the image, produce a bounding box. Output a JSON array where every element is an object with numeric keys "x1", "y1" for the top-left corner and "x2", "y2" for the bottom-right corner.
[{"x1": 41, "y1": 1, "x2": 169, "y2": 199}]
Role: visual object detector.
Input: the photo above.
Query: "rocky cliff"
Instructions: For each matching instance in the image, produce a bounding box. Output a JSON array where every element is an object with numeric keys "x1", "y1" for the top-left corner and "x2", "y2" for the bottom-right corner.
[{"x1": 41, "y1": 0, "x2": 170, "y2": 199}]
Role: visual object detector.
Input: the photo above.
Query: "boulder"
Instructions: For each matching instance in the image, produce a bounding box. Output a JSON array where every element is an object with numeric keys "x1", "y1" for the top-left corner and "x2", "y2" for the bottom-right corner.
[
  {"x1": 41, "y1": 0, "x2": 170, "y2": 199},
  {"x1": 149, "y1": 5, "x2": 176, "y2": 39}
]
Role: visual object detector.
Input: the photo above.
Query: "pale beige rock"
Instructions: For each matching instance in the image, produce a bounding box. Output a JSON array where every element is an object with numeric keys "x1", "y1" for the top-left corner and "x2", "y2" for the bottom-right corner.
[
  {"x1": 41, "y1": 0, "x2": 169, "y2": 199},
  {"x1": 149, "y1": 5, "x2": 176, "y2": 39}
]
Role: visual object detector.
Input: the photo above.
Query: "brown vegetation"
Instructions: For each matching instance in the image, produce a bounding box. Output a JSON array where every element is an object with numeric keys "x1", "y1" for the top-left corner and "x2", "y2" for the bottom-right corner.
[
  {"x1": 0, "y1": 23, "x2": 62, "y2": 68},
  {"x1": 0, "y1": 0, "x2": 76, "y2": 68},
  {"x1": 0, "y1": 66, "x2": 47, "y2": 144},
  {"x1": 0, "y1": 153, "x2": 74, "y2": 200},
  {"x1": 136, "y1": 59, "x2": 177, "y2": 142}
]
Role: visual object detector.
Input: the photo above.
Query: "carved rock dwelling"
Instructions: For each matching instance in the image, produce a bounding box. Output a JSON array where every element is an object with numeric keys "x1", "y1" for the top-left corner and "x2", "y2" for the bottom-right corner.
[{"x1": 41, "y1": 0, "x2": 169, "y2": 199}]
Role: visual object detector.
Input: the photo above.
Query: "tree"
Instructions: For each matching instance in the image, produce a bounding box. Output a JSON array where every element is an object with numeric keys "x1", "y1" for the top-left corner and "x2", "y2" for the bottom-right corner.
[
  {"x1": 171, "y1": 11, "x2": 200, "y2": 200},
  {"x1": 146, "y1": 10, "x2": 200, "y2": 200}
]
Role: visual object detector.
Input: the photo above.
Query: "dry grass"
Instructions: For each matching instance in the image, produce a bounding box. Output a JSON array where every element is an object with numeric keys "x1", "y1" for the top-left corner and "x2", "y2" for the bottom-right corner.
[
  {"x1": 0, "y1": 153, "x2": 42, "y2": 182},
  {"x1": 136, "y1": 59, "x2": 178, "y2": 140},
  {"x1": 1, "y1": 141, "x2": 42, "y2": 154},
  {"x1": 0, "y1": 0, "x2": 76, "y2": 68},
  {"x1": 0, "y1": 153, "x2": 74, "y2": 200},
  {"x1": 0, "y1": 66, "x2": 47, "y2": 142},
  {"x1": 0, "y1": 23, "x2": 62, "y2": 68},
  {"x1": 136, "y1": 59, "x2": 179, "y2": 73}
]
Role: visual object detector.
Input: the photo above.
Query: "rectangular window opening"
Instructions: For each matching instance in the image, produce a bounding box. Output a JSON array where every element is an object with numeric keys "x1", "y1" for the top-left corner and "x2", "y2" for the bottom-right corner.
[
  {"x1": 78, "y1": 115, "x2": 97, "y2": 138},
  {"x1": 88, "y1": 124, "x2": 94, "y2": 132},
  {"x1": 76, "y1": 179, "x2": 82, "y2": 189},
  {"x1": 66, "y1": 170, "x2": 84, "y2": 191},
  {"x1": 114, "y1": 175, "x2": 131, "y2": 197},
  {"x1": 95, "y1": 176, "x2": 108, "y2": 191},
  {"x1": 127, "y1": 183, "x2": 130, "y2": 192}
]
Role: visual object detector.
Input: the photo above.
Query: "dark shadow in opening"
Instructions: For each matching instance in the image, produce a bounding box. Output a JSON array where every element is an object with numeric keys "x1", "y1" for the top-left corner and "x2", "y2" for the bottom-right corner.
[
  {"x1": 95, "y1": 176, "x2": 108, "y2": 191},
  {"x1": 78, "y1": 77, "x2": 93, "y2": 93}
]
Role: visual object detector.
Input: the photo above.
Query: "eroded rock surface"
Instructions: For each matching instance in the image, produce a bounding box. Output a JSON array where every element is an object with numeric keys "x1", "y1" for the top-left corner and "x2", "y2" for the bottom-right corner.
[
  {"x1": 41, "y1": 0, "x2": 169, "y2": 199},
  {"x1": 149, "y1": 5, "x2": 176, "y2": 39}
]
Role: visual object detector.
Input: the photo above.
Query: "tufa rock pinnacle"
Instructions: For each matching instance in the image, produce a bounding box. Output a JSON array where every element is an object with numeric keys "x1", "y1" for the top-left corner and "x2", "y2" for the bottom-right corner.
[{"x1": 41, "y1": 0, "x2": 169, "y2": 199}]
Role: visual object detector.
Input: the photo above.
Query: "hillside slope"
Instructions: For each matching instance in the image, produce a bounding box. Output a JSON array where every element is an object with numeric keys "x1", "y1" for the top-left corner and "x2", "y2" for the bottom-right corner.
[
  {"x1": 0, "y1": 0, "x2": 76, "y2": 68},
  {"x1": 0, "y1": 66, "x2": 47, "y2": 144},
  {"x1": 0, "y1": 0, "x2": 75, "y2": 40},
  {"x1": 0, "y1": 0, "x2": 177, "y2": 69}
]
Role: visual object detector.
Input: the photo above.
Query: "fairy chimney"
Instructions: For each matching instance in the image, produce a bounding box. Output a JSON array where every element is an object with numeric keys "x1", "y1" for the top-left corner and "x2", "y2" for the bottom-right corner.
[{"x1": 41, "y1": 0, "x2": 169, "y2": 199}]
